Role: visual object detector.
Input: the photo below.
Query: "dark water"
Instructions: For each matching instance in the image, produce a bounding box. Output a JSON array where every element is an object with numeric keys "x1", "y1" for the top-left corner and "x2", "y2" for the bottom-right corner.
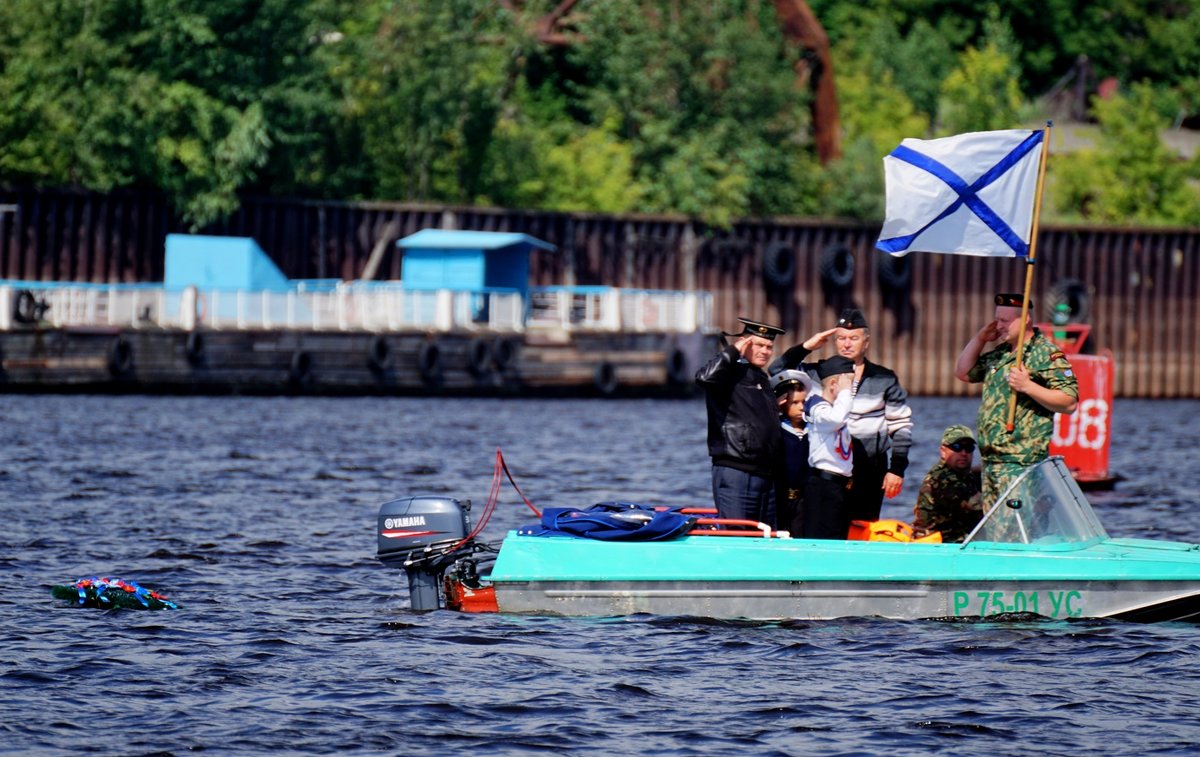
[{"x1": 4, "y1": 394, "x2": 1200, "y2": 755}]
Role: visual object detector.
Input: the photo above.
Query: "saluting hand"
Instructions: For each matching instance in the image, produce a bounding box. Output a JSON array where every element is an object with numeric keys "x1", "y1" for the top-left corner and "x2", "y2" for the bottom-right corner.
[
  {"x1": 977, "y1": 320, "x2": 1001, "y2": 343},
  {"x1": 803, "y1": 327, "x2": 839, "y2": 351}
]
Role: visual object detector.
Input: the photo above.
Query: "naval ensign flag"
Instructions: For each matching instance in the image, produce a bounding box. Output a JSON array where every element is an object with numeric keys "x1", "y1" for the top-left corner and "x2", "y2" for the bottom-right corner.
[{"x1": 875, "y1": 129, "x2": 1045, "y2": 258}]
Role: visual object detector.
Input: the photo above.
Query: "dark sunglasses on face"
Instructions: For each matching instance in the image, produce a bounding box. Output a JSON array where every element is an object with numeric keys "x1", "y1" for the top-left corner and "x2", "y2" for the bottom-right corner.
[{"x1": 946, "y1": 441, "x2": 975, "y2": 453}]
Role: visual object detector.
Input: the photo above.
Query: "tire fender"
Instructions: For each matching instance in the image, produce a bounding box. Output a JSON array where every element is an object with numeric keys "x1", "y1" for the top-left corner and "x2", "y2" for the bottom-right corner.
[
  {"x1": 594, "y1": 362, "x2": 618, "y2": 396},
  {"x1": 467, "y1": 337, "x2": 492, "y2": 377},
  {"x1": 492, "y1": 336, "x2": 517, "y2": 370},
  {"x1": 877, "y1": 252, "x2": 912, "y2": 291},
  {"x1": 665, "y1": 348, "x2": 689, "y2": 385},
  {"x1": 418, "y1": 341, "x2": 442, "y2": 385},
  {"x1": 368, "y1": 335, "x2": 392, "y2": 372},
  {"x1": 14, "y1": 290, "x2": 44, "y2": 324},
  {"x1": 108, "y1": 337, "x2": 134, "y2": 376},
  {"x1": 819, "y1": 244, "x2": 855, "y2": 290},
  {"x1": 185, "y1": 331, "x2": 205, "y2": 367},
  {"x1": 762, "y1": 241, "x2": 796, "y2": 289},
  {"x1": 290, "y1": 350, "x2": 313, "y2": 384},
  {"x1": 1047, "y1": 278, "x2": 1090, "y2": 324}
]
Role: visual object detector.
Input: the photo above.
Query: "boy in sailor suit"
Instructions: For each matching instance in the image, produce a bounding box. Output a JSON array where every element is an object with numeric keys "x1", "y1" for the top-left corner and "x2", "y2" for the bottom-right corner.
[{"x1": 803, "y1": 356, "x2": 856, "y2": 539}]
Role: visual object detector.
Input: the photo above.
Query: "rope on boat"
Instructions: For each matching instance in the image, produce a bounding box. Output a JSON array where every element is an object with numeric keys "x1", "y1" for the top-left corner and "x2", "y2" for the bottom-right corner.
[{"x1": 449, "y1": 448, "x2": 541, "y2": 553}]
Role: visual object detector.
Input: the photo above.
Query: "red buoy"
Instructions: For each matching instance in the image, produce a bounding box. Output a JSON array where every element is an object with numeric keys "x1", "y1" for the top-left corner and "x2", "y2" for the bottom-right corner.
[{"x1": 1042, "y1": 324, "x2": 1121, "y2": 489}]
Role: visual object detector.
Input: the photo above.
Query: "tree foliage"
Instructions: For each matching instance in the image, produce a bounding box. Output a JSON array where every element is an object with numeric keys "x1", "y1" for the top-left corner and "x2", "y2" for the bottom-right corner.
[
  {"x1": 1054, "y1": 84, "x2": 1200, "y2": 225},
  {"x1": 1, "y1": 0, "x2": 1198, "y2": 227}
]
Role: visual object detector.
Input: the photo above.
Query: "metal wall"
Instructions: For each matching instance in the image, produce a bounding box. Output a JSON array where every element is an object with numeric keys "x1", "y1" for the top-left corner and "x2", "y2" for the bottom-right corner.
[{"x1": 2, "y1": 186, "x2": 1197, "y2": 397}]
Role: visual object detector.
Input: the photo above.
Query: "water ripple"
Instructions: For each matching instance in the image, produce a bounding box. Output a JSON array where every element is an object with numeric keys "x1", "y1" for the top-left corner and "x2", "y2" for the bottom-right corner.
[{"x1": 3, "y1": 396, "x2": 1200, "y2": 754}]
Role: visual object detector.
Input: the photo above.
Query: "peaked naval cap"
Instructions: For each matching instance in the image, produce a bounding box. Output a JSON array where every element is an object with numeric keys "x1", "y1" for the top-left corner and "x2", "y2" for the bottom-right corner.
[
  {"x1": 770, "y1": 369, "x2": 813, "y2": 396},
  {"x1": 736, "y1": 317, "x2": 785, "y2": 341}
]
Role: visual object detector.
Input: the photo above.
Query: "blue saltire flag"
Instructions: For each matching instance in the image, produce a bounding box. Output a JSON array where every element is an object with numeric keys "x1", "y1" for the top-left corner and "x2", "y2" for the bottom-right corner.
[{"x1": 875, "y1": 129, "x2": 1044, "y2": 258}]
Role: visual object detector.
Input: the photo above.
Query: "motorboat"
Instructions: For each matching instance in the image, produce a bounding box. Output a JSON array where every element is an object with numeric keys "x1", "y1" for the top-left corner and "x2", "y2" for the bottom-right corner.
[{"x1": 376, "y1": 456, "x2": 1200, "y2": 622}]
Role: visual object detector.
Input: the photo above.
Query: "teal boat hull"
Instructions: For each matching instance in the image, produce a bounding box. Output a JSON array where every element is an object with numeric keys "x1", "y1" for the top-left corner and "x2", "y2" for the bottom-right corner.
[
  {"x1": 488, "y1": 534, "x2": 1200, "y2": 621},
  {"x1": 379, "y1": 459, "x2": 1200, "y2": 622}
]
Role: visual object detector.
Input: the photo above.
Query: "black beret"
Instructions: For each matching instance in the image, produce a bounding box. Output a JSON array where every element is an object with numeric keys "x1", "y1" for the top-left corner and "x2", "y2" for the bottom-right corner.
[
  {"x1": 835, "y1": 308, "x2": 868, "y2": 330},
  {"x1": 816, "y1": 356, "x2": 855, "y2": 379},
  {"x1": 736, "y1": 317, "x2": 785, "y2": 341},
  {"x1": 994, "y1": 292, "x2": 1032, "y2": 309}
]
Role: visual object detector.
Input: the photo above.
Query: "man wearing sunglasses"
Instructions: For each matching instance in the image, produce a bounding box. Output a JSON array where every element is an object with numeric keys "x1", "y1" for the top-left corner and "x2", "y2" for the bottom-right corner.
[{"x1": 913, "y1": 425, "x2": 983, "y2": 543}]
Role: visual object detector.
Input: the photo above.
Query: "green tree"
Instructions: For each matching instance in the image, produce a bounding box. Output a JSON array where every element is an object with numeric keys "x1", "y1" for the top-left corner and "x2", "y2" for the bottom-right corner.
[
  {"x1": 1053, "y1": 83, "x2": 1200, "y2": 225},
  {"x1": 566, "y1": 0, "x2": 812, "y2": 226},
  {"x1": 937, "y1": 9, "x2": 1024, "y2": 133},
  {"x1": 343, "y1": 0, "x2": 524, "y2": 204},
  {"x1": 492, "y1": 113, "x2": 645, "y2": 214},
  {"x1": 938, "y1": 42, "x2": 1024, "y2": 133},
  {"x1": 815, "y1": 12, "x2": 934, "y2": 220},
  {"x1": 0, "y1": 0, "x2": 340, "y2": 227}
]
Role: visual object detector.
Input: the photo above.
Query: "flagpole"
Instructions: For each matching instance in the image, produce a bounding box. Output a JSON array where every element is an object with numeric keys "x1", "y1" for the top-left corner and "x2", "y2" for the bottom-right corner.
[{"x1": 1005, "y1": 120, "x2": 1053, "y2": 432}]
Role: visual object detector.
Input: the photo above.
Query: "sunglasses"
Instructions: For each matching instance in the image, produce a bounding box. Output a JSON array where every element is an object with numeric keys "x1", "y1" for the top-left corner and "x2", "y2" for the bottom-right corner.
[{"x1": 946, "y1": 441, "x2": 976, "y2": 453}]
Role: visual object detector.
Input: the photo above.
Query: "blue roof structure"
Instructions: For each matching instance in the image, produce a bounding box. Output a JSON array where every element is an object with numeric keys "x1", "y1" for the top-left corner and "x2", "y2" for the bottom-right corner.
[
  {"x1": 397, "y1": 229, "x2": 556, "y2": 253},
  {"x1": 396, "y1": 229, "x2": 555, "y2": 293},
  {"x1": 165, "y1": 234, "x2": 291, "y2": 291}
]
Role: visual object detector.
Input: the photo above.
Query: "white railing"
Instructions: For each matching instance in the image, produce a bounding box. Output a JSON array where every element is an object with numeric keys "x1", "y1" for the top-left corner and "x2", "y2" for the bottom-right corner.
[
  {"x1": 0, "y1": 282, "x2": 712, "y2": 334},
  {"x1": 526, "y1": 287, "x2": 709, "y2": 333}
]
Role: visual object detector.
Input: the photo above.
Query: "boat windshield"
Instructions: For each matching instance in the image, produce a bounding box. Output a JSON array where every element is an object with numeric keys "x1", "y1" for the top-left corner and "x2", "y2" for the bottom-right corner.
[{"x1": 962, "y1": 457, "x2": 1108, "y2": 546}]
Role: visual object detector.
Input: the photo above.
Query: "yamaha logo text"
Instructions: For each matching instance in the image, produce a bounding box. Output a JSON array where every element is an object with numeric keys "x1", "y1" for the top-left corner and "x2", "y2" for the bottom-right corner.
[{"x1": 384, "y1": 515, "x2": 428, "y2": 529}]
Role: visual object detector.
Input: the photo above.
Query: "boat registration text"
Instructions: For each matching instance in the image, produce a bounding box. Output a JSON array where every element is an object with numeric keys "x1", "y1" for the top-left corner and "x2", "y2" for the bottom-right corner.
[{"x1": 952, "y1": 590, "x2": 1083, "y2": 618}]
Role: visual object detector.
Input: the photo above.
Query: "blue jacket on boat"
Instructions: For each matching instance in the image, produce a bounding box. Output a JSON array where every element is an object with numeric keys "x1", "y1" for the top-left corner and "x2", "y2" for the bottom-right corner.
[{"x1": 695, "y1": 343, "x2": 781, "y2": 479}]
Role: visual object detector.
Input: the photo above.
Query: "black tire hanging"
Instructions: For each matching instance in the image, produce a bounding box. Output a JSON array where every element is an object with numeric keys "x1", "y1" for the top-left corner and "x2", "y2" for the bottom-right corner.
[
  {"x1": 466, "y1": 337, "x2": 493, "y2": 377},
  {"x1": 367, "y1": 335, "x2": 392, "y2": 372},
  {"x1": 877, "y1": 252, "x2": 912, "y2": 291},
  {"x1": 290, "y1": 350, "x2": 313, "y2": 385},
  {"x1": 1047, "y1": 278, "x2": 1090, "y2": 324},
  {"x1": 185, "y1": 332, "x2": 206, "y2": 367},
  {"x1": 593, "y1": 362, "x2": 618, "y2": 396},
  {"x1": 492, "y1": 336, "x2": 517, "y2": 371},
  {"x1": 108, "y1": 337, "x2": 134, "y2": 376},
  {"x1": 13, "y1": 290, "x2": 39, "y2": 324},
  {"x1": 762, "y1": 241, "x2": 797, "y2": 289},
  {"x1": 665, "y1": 348, "x2": 689, "y2": 386},
  {"x1": 819, "y1": 244, "x2": 855, "y2": 290},
  {"x1": 417, "y1": 341, "x2": 442, "y2": 385}
]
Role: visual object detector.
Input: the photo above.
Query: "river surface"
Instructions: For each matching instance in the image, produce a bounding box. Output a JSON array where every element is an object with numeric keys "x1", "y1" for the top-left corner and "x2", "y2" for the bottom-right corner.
[{"x1": 3, "y1": 394, "x2": 1200, "y2": 755}]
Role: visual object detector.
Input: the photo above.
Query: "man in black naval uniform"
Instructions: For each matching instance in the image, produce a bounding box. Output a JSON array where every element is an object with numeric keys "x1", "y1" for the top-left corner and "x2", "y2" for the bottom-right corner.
[{"x1": 695, "y1": 317, "x2": 785, "y2": 526}]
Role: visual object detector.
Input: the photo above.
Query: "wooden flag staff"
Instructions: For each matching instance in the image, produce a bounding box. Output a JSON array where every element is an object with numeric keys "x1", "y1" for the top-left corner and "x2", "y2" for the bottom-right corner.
[{"x1": 1006, "y1": 120, "x2": 1053, "y2": 432}]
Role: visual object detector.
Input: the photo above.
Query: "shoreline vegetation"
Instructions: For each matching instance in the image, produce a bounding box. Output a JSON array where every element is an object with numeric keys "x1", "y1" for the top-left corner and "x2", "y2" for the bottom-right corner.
[{"x1": 0, "y1": 0, "x2": 1197, "y2": 230}]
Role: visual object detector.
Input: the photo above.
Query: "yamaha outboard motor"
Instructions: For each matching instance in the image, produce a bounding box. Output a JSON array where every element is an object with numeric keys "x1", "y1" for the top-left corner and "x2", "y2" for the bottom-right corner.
[{"x1": 377, "y1": 496, "x2": 471, "y2": 611}]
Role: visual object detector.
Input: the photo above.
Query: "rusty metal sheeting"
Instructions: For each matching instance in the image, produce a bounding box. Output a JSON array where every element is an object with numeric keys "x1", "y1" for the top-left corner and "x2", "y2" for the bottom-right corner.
[{"x1": 1, "y1": 186, "x2": 1197, "y2": 397}]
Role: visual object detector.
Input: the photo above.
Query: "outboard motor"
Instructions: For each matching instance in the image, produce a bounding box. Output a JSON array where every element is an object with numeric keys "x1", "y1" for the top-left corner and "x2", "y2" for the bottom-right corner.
[{"x1": 377, "y1": 496, "x2": 471, "y2": 611}]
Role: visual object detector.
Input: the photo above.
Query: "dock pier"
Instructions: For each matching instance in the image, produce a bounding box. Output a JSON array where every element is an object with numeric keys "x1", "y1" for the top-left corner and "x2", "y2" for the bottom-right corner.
[{"x1": 0, "y1": 230, "x2": 716, "y2": 396}]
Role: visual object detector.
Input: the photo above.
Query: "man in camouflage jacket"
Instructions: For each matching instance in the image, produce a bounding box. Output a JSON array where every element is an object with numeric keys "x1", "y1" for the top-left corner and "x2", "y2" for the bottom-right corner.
[
  {"x1": 913, "y1": 425, "x2": 983, "y2": 542},
  {"x1": 954, "y1": 293, "x2": 1079, "y2": 507}
]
